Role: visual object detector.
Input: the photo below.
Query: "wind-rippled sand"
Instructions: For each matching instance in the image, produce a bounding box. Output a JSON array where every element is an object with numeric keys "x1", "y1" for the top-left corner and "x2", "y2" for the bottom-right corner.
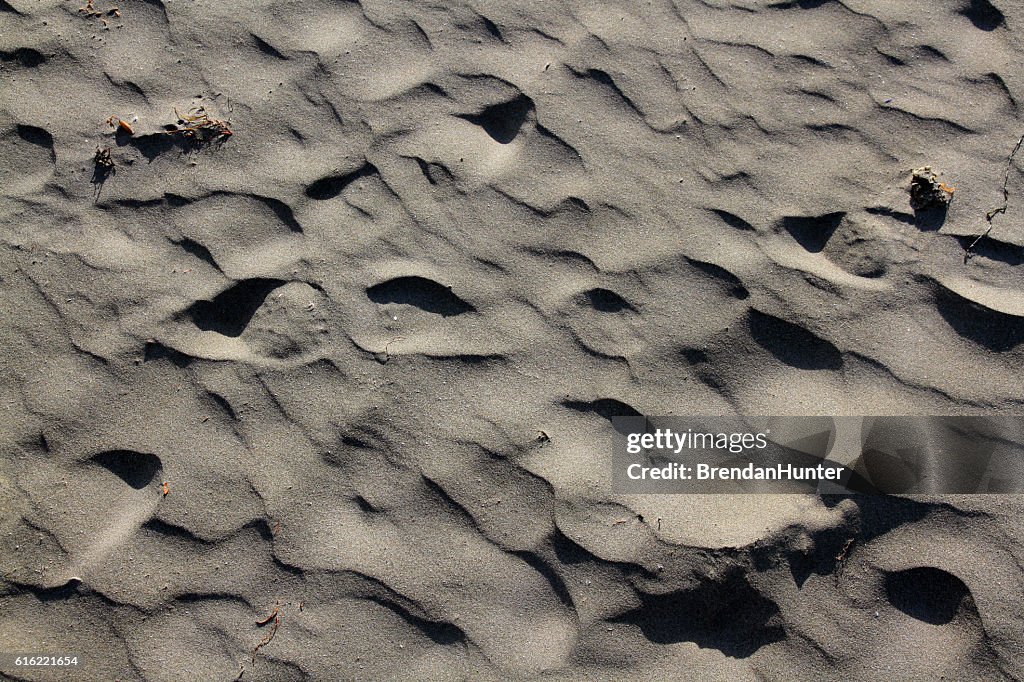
[{"x1": 2, "y1": 0, "x2": 1024, "y2": 679}]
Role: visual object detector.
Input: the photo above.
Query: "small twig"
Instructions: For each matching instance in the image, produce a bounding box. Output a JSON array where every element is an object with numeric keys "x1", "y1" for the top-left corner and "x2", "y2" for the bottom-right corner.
[
  {"x1": 834, "y1": 537, "x2": 856, "y2": 584},
  {"x1": 835, "y1": 537, "x2": 855, "y2": 564},
  {"x1": 377, "y1": 336, "x2": 403, "y2": 363},
  {"x1": 255, "y1": 604, "x2": 279, "y2": 626},
  {"x1": 252, "y1": 611, "x2": 280, "y2": 663},
  {"x1": 965, "y1": 132, "x2": 1024, "y2": 262}
]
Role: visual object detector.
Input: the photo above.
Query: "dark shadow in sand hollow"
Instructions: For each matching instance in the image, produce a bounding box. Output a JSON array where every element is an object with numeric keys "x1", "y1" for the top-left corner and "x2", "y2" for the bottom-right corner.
[
  {"x1": 91, "y1": 450, "x2": 162, "y2": 489},
  {"x1": 611, "y1": 576, "x2": 784, "y2": 657},
  {"x1": 367, "y1": 276, "x2": 474, "y2": 317},
  {"x1": 886, "y1": 567, "x2": 974, "y2": 625}
]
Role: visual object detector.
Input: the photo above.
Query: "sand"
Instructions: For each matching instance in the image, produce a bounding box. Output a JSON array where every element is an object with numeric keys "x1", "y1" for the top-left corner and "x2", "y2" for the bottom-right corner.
[{"x1": 2, "y1": 0, "x2": 1024, "y2": 679}]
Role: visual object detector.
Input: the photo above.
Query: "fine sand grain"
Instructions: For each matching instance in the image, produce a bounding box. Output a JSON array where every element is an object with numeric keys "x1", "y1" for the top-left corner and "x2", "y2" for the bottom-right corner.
[{"x1": 3, "y1": 0, "x2": 1024, "y2": 680}]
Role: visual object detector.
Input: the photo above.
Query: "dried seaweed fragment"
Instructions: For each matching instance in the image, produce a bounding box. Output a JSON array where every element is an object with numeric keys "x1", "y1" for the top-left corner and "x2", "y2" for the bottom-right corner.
[
  {"x1": 909, "y1": 166, "x2": 954, "y2": 211},
  {"x1": 91, "y1": 146, "x2": 115, "y2": 189},
  {"x1": 164, "y1": 106, "x2": 233, "y2": 147},
  {"x1": 79, "y1": 0, "x2": 120, "y2": 22},
  {"x1": 93, "y1": 146, "x2": 114, "y2": 171},
  {"x1": 77, "y1": 0, "x2": 101, "y2": 17},
  {"x1": 106, "y1": 115, "x2": 134, "y2": 136}
]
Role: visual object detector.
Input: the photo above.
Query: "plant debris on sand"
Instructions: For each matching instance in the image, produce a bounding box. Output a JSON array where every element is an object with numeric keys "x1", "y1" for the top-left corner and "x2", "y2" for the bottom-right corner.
[
  {"x1": 964, "y1": 132, "x2": 1024, "y2": 262},
  {"x1": 78, "y1": 0, "x2": 122, "y2": 27},
  {"x1": 909, "y1": 166, "x2": 954, "y2": 211},
  {"x1": 106, "y1": 115, "x2": 134, "y2": 138},
  {"x1": 93, "y1": 146, "x2": 114, "y2": 172},
  {"x1": 92, "y1": 146, "x2": 115, "y2": 185},
  {"x1": 164, "y1": 107, "x2": 233, "y2": 148}
]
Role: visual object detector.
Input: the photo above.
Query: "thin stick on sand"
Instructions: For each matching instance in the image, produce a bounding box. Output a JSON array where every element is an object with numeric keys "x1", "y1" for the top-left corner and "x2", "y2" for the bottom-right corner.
[
  {"x1": 255, "y1": 604, "x2": 280, "y2": 626},
  {"x1": 964, "y1": 132, "x2": 1024, "y2": 262},
  {"x1": 252, "y1": 604, "x2": 281, "y2": 663}
]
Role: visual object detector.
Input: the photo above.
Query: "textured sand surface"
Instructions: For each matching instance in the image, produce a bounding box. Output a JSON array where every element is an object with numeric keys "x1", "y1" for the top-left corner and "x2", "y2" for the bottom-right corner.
[{"x1": 3, "y1": 0, "x2": 1024, "y2": 679}]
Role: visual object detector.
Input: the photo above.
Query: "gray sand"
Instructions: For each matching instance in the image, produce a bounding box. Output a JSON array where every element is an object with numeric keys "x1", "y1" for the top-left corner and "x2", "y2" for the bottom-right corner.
[{"x1": 2, "y1": 0, "x2": 1024, "y2": 679}]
